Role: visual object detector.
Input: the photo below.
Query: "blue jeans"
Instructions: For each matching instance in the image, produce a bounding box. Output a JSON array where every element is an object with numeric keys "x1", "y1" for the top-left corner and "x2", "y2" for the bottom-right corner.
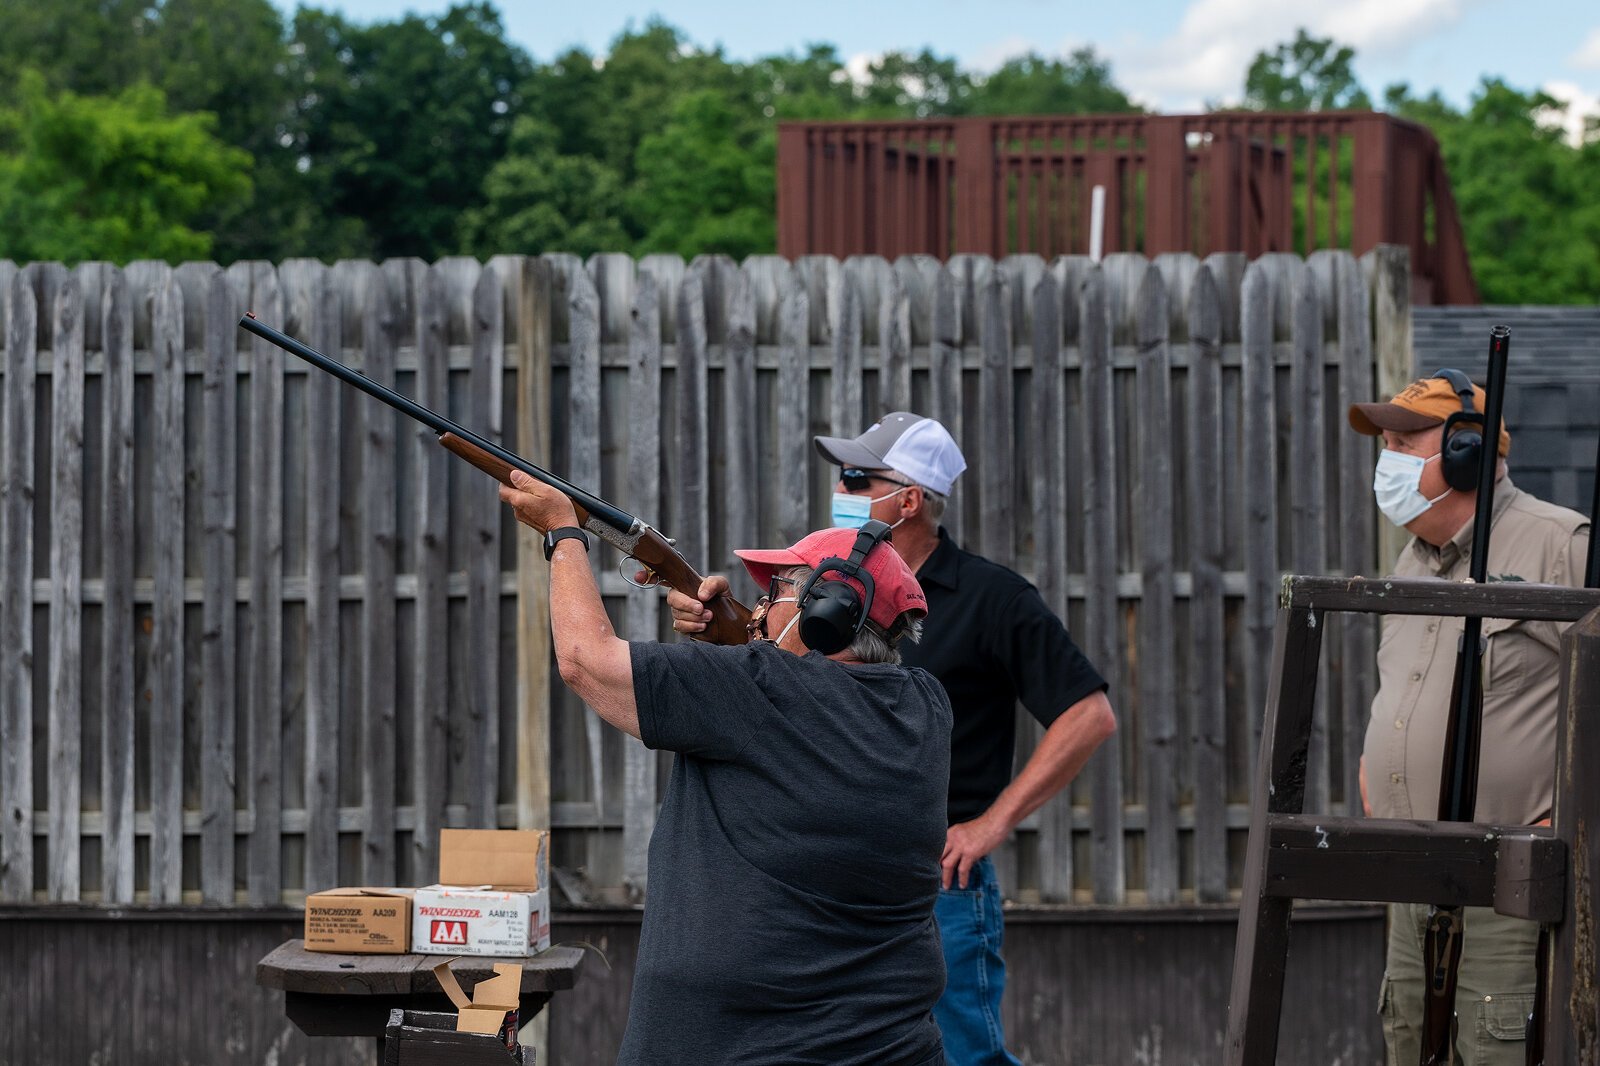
[{"x1": 933, "y1": 856, "x2": 1022, "y2": 1066}]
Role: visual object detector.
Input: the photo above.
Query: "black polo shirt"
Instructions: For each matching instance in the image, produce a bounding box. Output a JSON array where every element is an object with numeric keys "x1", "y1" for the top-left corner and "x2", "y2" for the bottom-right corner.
[{"x1": 901, "y1": 528, "x2": 1109, "y2": 825}]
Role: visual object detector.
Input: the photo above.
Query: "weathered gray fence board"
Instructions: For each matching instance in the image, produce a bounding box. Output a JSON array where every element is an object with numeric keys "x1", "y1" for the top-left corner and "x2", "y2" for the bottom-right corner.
[
  {"x1": 880, "y1": 264, "x2": 912, "y2": 413},
  {"x1": 199, "y1": 266, "x2": 238, "y2": 903},
  {"x1": 99, "y1": 266, "x2": 136, "y2": 903},
  {"x1": 242, "y1": 264, "x2": 285, "y2": 905},
  {"x1": 361, "y1": 263, "x2": 399, "y2": 886},
  {"x1": 1335, "y1": 253, "x2": 1378, "y2": 817},
  {"x1": 0, "y1": 250, "x2": 1397, "y2": 908},
  {"x1": 567, "y1": 262, "x2": 606, "y2": 822},
  {"x1": 1239, "y1": 263, "x2": 1278, "y2": 784},
  {"x1": 623, "y1": 272, "x2": 663, "y2": 899},
  {"x1": 1186, "y1": 267, "x2": 1229, "y2": 902},
  {"x1": 144, "y1": 263, "x2": 186, "y2": 903},
  {"x1": 48, "y1": 268, "x2": 84, "y2": 901},
  {"x1": 675, "y1": 264, "x2": 711, "y2": 572},
  {"x1": 723, "y1": 267, "x2": 758, "y2": 571},
  {"x1": 1081, "y1": 266, "x2": 1127, "y2": 904},
  {"x1": 978, "y1": 269, "x2": 1014, "y2": 566},
  {"x1": 466, "y1": 262, "x2": 505, "y2": 825},
  {"x1": 411, "y1": 264, "x2": 451, "y2": 883},
  {"x1": 774, "y1": 265, "x2": 812, "y2": 545},
  {"x1": 1289, "y1": 264, "x2": 1331, "y2": 816},
  {"x1": 1135, "y1": 268, "x2": 1178, "y2": 904},
  {"x1": 287, "y1": 259, "x2": 341, "y2": 894},
  {"x1": 929, "y1": 265, "x2": 963, "y2": 542},
  {"x1": 830, "y1": 262, "x2": 864, "y2": 437},
  {"x1": 1031, "y1": 271, "x2": 1073, "y2": 902},
  {"x1": 1, "y1": 266, "x2": 35, "y2": 902},
  {"x1": 509, "y1": 255, "x2": 554, "y2": 833}
]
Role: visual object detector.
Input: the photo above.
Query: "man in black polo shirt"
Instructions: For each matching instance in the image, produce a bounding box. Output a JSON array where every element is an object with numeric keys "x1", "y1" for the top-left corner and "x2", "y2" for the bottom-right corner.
[{"x1": 667, "y1": 412, "x2": 1117, "y2": 1066}]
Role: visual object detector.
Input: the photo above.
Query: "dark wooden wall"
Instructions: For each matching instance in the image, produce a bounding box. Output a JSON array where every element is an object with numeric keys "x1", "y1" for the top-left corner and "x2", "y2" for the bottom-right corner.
[{"x1": 1, "y1": 906, "x2": 1382, "y2": 1065}]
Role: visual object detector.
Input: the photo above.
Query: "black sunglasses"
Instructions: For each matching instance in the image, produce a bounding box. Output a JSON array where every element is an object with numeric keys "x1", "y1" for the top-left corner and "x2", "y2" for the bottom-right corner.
[{"x1": 840, "y1": 467, "x2": 915, "y2": 493}]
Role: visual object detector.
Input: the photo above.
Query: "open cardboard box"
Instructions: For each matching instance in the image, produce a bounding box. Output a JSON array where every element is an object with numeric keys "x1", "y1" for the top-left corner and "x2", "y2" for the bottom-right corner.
[
  {"x1": 433, "y1": 959, "x2": 523, "y2": 1048},
  {"x1": 414, "y1": 830, "x2": 552, "y2": 957}
]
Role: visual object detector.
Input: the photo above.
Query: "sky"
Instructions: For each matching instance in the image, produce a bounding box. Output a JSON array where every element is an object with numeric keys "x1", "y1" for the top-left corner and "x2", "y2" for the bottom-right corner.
[{"x1": 278, "y1": 0, "x2": 1600, "y2": 134}]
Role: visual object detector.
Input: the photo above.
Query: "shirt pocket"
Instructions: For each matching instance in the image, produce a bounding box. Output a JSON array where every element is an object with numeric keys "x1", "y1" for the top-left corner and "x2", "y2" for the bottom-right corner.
[{"x1": 1482, "y1": 617, "x2": 1528, "y2": 695}]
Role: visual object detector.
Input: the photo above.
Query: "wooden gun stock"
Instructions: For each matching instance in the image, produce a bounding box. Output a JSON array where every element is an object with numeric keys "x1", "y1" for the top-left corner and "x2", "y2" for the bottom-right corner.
[{"x1": 439, "y1": 432, "x2": 751, "y2": 646}]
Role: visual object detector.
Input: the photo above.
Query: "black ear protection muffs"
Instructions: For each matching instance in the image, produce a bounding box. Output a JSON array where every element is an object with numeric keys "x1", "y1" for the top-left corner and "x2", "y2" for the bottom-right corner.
[
  {"x1": 795, "y1": 520, "x2": 893, "y2": 654},
  {"x1": 1433, "y1": 367, "x2": 1484, "y2": 493}
]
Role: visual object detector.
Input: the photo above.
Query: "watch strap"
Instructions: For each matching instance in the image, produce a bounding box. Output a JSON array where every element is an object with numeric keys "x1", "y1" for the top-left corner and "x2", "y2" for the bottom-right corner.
[{"x1": 543, "y1": 526, "x2": 590, "y2": 561}]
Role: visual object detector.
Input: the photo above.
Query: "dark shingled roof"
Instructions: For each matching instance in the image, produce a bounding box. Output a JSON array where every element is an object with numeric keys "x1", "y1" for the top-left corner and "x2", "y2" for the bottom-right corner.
[{"x1": 1412, "y1": 306, "x2": 1600, "y2": 516}]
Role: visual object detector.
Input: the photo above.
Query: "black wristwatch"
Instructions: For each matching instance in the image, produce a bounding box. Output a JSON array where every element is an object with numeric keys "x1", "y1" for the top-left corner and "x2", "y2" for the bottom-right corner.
[{"x1": 543, "y1": 526, "x2": 590, "y2": 561}]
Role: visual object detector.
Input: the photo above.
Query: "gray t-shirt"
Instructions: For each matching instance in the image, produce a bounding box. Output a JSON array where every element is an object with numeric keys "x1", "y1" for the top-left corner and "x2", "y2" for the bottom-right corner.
[{"x1": 618, "y1": 639, "x2": 951, "y2": 1066}]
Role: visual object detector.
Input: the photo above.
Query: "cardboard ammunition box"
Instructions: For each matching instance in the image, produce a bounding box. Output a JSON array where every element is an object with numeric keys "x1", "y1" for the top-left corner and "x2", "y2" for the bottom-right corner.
[
  {"x1": 414, "y1": 886, "x2": 551, "y2": 957},
  {"x1": 413, "y1": 829, "x2": 552, "y2": 957},
  {"x1": 303, "y1": 887, "x2": 414, "y2": 953},
  {"x1": 433, "y1": 960, "x2": 524, "y2": 1048},
  {"x1": 438, "y1": 829, "x2": 548, "y2": 891}
]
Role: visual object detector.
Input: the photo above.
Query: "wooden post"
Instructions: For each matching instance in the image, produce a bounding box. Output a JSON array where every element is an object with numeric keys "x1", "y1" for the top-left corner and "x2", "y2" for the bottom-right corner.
[
  {"x1": 1352, "y1": 115, "x2": 1394, "y2": 256},
  {"x1": 1144, "y1": 116, "x2": 1189, "y2": 256},
  {"x1": 954, "y1": 120, "x2": 997, "y2": 256},
  {"x1": 1224, "y1": 602, "x2": 1327, "y2": 1064},
  {"x1": 776, "y1": 125, "x2": 810, "y2": 260},
  {"x1": 1547, "y1": 607, "x2": 1600, "y2": 1063}
]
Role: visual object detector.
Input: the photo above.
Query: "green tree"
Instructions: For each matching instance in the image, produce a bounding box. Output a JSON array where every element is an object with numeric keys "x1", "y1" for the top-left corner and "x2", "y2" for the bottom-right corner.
[
  {"x1": 859, "y1": 50, "x2": 973, "y2": 117},
  {"x1": 292, "y1": 3, "x2": 533, "y2": 260},
  {"x1": 630, "y1": 91, "x2": 775, "y2": 258},
  {"x1": 1243, "y1": 29, "x2": 1371, "y2": 111},
  {"x1": 966, "y1": 49, "x2": 1140, "y2": 115},
  {"x1": 459, "y1": 117, "x2": 628, "y2": 257},
  {"x1": 748, "y1": 45, "x2": 863, "y2": 121},
  {"x1": 1389, "y1": 79, "x2": 1600, "y2": 303},
  {"x1": 0, "y1": 0, "x2": 309, "y2": 261},
  {"x1": 0, "y1": 72, "x2": 252, "y2": 263}
]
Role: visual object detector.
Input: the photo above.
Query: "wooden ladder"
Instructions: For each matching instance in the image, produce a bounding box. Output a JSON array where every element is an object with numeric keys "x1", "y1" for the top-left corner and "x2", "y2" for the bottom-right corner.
[{"x1": 1225, "y1": 575, "x2": 1600, "y2": 1065}]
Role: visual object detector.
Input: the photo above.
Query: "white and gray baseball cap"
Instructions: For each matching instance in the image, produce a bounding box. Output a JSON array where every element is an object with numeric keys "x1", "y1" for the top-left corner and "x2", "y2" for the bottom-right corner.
[{"x1": 813, "y1": 412, "x2": 968, "y2": 496}]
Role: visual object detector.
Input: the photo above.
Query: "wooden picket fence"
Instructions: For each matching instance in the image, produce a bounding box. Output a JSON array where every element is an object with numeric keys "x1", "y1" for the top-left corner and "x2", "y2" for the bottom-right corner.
[{"x1": 0, "y1": 248, "x2": 1411, "y2": 908}]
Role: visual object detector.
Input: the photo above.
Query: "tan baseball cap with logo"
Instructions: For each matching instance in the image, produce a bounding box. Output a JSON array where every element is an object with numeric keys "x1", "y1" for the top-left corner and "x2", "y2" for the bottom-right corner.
[{"x1": 1348, "y1": 376, "x2": 1511, "y2": 456}]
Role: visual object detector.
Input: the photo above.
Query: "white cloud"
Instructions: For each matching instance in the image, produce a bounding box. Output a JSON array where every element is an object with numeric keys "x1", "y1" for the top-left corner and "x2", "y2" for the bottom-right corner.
[
  {"x1": 1539, "y1": 80, "x2": 1600, "y2": 147},
  {"x1": 1571, "y1": 27, "x2": 1600, "y2": 70},
  {"x1": 1099, "y1": 0, "x2": 1472, "y2": 111}
]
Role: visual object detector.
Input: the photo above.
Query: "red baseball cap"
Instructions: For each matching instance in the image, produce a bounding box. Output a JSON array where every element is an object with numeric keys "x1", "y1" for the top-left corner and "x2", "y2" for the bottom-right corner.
[{"x1": 734, "y1": 528, "x2": 928, "y2": 632}]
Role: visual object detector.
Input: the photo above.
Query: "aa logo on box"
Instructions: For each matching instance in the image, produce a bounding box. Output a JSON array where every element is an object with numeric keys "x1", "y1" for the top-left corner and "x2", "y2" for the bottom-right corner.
[{"x1": 431, "y1": 920, "x2": 468, "y2": 945}]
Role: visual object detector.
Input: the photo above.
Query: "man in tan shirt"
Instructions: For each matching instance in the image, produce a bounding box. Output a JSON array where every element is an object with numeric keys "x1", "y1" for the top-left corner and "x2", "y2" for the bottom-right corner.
[{"x1": 1350, "y1": 374, "x2": 1590, "y2": 1066}]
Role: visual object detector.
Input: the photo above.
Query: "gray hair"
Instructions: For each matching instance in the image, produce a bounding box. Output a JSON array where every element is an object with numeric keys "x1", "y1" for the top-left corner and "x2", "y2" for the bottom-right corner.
[{"x1": 782, "y1": 565, "x2": 924, "y2": 665}]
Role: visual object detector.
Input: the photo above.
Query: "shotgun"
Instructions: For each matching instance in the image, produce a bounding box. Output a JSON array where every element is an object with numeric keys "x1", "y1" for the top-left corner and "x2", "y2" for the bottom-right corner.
[
  {"x1": 238, "y1": 313, "x2": 752, "y2": 646},
  {"x1": 1418, "y1": 326, "x2": 1512, "y2": 1064}
]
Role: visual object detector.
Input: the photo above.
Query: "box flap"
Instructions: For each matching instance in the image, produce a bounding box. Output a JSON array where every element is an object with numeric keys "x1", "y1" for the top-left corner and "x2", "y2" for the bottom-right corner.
[
  {"x1": 439, "y1": 829, "x2": 547, "y2": 890},
  {"x1": 471, "y1": 963, "x2": 522, "y2": 1009},
  {"x1": 431, "y1": 960, "x2": 474, "y2": 1011},
  {"x1": 456, "y1": 1006, "x2": 512, "y2": 1036}
]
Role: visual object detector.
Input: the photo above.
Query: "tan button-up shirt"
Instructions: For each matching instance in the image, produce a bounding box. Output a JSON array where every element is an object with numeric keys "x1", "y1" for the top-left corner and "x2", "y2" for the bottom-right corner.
[{"x1": 1363, "y1": 479, "x2": 1590, "y2": 825}]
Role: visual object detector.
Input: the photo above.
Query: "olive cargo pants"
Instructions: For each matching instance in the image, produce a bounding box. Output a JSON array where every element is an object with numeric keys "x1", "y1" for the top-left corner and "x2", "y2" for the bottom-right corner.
[{"x1": 1380, "y1": 902, "x2": 1539, "y2": 1065}]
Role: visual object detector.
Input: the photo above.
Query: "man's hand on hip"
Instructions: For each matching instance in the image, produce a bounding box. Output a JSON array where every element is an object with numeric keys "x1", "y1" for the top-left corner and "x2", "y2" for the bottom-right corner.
[{"x1": 942, "y1": 813, "x2": 1007, "y2": 890}]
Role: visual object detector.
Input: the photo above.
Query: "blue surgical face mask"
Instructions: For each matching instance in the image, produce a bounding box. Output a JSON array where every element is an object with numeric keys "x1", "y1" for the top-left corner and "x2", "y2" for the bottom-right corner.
[
  {"x1": 1373, "y1": 449, "x2": 1448, "y2": 527},
  {"x1": 830, "y1": 486, "x2": 908, "y2": 529}
]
